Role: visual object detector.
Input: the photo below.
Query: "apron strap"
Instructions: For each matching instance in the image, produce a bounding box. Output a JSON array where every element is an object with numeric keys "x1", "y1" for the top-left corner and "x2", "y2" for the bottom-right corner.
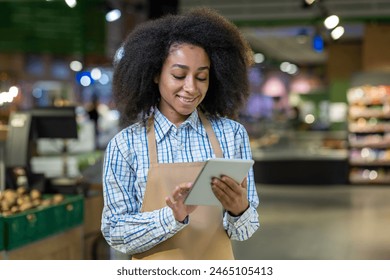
[
  {"x1": 147, "y1": 116, "x2": 158, "y2": 164},
  {"x1": 147, "y1": 110, "x2": 223, "y2": 164},
  {"x1": 198, "y1": 112, "x2": 223, "y2": 158}
]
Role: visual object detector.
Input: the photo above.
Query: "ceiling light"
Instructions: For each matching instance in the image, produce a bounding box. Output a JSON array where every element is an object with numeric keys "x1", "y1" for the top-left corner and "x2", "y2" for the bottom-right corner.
[
  {"x1": 0, "y1": 86, "x2": 19, "y2": 105},
  {"x1": 302, "y1": 0, "x2": 316, "y2": 8},
  {"x1": 70, "y1": 60, "x2": 83, "y2": 72},
  {"x1": 287, "y1": 64, "x2": 298, "y2": 75},
  {"x1": 98, "y1": 74, "x2": 110, "y2": 85},
  {"x1": 65, "y1": 0, "x2": 77, "y2": 8},
  {"x1": 324, "y1": 15, "x2": 339, "y2": 30},
  {"x1": 80, "y1": 75, "x2": 92, "y2": 87},
  {"x1": 254, "y1": 53, "x2": 265, "y2": 64},
  {"x1": 280, "y1": 62, "x2": 299, "y2": 75},
  {"x1": 91, "y1": 68, "x2": 102, "y2": 80},
  {"x1": 106, "y1": 9, "x2": 121, "y2": 22},
  {"x1": 305, "y1": 0, "x2": 316, "y2": 5},
  {"x1": 280, "y1": 62, "x2": 291, "y2": 72},
  {"x1": 304, "y1": 114, "x2": 315, "y2": 124},
  {"x1": 331, "y1": 26, "x2": 345, "y2": 40}
]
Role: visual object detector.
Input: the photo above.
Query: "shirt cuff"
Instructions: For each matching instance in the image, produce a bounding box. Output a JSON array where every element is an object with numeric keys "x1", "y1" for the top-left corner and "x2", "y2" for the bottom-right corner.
[
  {"x1": 160, "y1": 207, "x2": 187, "y2": 234},
  {"x1": 226, "y1": 206, "x2": 251, "y2": 227}
]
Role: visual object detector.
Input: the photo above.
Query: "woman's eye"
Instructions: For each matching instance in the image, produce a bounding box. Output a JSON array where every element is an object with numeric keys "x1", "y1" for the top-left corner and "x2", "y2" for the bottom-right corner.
[{"x1": 172, "y1": 74, "x2": 207, "y2": 81}]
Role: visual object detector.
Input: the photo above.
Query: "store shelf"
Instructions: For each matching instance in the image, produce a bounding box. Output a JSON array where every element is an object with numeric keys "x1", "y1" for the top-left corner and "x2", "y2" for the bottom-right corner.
[
  {"x1": 348, "y1": 124, "x2": 390, "y2": 133},
  {"x1": 349, "y1": 160, "x2": 390, "y2": 166},
  {"x1": 349, "y1": 167, "x2": 390, "y2": 184},
  {"x1": 347, "y1": 82, "x2": 390, "y2": 184}
]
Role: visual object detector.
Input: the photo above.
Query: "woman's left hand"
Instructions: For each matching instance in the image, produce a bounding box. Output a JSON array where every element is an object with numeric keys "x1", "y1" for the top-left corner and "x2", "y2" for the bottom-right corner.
[{"x1": 211, "y1": 176, "x2": 249, "y2": 216}]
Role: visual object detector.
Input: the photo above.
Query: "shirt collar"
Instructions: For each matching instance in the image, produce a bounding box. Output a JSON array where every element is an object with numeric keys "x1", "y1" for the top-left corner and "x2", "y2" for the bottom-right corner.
[{"x1": 153, "y1": 109, "x2": 206, "y2": 143}]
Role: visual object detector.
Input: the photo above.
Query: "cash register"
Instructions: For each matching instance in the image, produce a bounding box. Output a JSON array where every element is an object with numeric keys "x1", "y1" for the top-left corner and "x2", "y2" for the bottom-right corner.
[{"x1": 4, "y1": 106, "x2": 86, "y2": 194}]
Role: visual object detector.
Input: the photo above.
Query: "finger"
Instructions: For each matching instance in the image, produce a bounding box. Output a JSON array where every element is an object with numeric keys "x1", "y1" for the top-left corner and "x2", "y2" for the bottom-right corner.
[
  {"x1": 178, "y1": 184, "x2": 192, "y2": 194},
  {"x1": 211, "y1": 182, "x2": 233, "y2": 207},
  {"x1": 165, "y1": 196, "x2": 174, "y2": 209},
  {"x1": 174, "y1": 185, "x2": 192, "y2": 201},
  {"x1": 211, "y1": 177, "x2": 234, "y2": 197},
  {"x1": 220, "y1": 176, "x2": 241, "y2": 194},
  {"x1": 172, "y1": 186, "x2": 182, "y2": 201},
  {"x1": 211, "y1": 183, "x2": 227, "y2": 202},
  {"x1": 186, "y1": 182, "x2": 193, "y2": 187}
]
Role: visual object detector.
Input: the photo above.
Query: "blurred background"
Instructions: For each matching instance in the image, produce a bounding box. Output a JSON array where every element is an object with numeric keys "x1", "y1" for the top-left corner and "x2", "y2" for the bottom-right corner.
[{"x1": 0, "y1": 0, "x2": 390, "y2": 260}]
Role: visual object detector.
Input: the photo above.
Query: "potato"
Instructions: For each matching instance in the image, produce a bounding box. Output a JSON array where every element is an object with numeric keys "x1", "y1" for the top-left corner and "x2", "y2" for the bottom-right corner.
[
  {"x1": 1, "y1": 200, "x2": 11, "y2": 211},
  {"x1": 52, "y1": 194, "x2": 65, "y2": 204},
  {"x1": 16, "y1": 186, "x2": 28, "y2": 196},
  {"x1": 10, "y1": 205, "x2": 19, "y2": 214},
  {"x1": 32, "y1": 199, "x2": 42, "y2": 207},
  {"x1": 30, "y1": 189, "x2": 42, "y2": 200},
  {"x1": 1, "y1": 210, "x2": 12, "y2": 217},
  {"x1": 40, "y1": 199, "x2": 52, "y2": 207},
  {"x1": 19, "y1": 201, "x2": 33, "y2": 212},
  {"x1": 3, "y1": 189, "x2": 18, "y2": 205}
]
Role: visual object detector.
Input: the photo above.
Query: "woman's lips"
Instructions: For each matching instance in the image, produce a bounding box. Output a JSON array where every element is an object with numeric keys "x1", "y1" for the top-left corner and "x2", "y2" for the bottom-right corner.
[{"x1": 178, "y1": 95, "x2": 197, "y2": 104}]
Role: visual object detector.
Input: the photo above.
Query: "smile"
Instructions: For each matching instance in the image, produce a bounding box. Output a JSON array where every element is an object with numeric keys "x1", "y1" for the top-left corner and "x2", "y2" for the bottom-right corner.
[{"x1": 178, "y1": 96, "x2": 197, "y2": 103}]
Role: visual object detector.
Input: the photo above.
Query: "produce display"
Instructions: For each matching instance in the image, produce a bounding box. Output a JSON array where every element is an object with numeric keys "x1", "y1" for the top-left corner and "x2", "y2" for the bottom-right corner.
[
  {"x1": 0, "y1": 187, "x2": 65, "y2": 217},
  {"x1": 0, "y1": 190, "x2": 83, "y2": 251}
]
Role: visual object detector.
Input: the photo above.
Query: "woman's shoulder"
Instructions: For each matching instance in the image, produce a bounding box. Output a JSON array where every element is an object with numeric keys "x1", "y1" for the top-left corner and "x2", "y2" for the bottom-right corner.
[
  {"x1": 109, "y1": 121, "x2": 147, "y2": 147},
  {"x1": 209, "y1": 115, "x2": 246, "y2": 132}
]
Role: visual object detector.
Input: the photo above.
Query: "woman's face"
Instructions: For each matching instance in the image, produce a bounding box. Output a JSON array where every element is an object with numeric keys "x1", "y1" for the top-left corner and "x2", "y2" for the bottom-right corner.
[{"x1": 156, "y1": 43, "x2": 210, "y2": 126}]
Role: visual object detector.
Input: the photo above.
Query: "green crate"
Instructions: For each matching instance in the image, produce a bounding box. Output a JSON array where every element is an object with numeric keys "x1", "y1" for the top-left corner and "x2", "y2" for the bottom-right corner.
[
  {"x1": 0, "y1": 217, "x2": 4, "y2": 251},
  {"x1": 2, "y1": 194, "x2": 84, "y2": 251},
  {"x1": 51, "y1": 195, "x2": 84, "y2": 231}
]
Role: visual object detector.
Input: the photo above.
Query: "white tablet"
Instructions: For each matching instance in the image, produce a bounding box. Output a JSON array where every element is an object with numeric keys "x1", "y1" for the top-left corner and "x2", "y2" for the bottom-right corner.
[{"x1": 184, "y1": 158, "x2": 254, "y2": 206}]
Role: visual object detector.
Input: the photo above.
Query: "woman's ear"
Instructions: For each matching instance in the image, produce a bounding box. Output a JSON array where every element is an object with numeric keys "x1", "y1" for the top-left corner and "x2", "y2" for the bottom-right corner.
[{"x1": 154, "y1": 75, "x2": 159, "y2": 84}]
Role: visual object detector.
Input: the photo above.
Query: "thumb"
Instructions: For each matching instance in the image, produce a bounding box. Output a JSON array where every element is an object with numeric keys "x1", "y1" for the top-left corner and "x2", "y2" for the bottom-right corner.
[{"x1": 241, "y1": 177, "x2": 248, "y2": 189}]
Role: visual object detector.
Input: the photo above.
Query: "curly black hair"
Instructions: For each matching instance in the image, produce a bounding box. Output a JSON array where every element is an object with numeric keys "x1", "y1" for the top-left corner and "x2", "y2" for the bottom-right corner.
[{"x1": 113, "y1": 7, "x2": 253, "y2": 126}]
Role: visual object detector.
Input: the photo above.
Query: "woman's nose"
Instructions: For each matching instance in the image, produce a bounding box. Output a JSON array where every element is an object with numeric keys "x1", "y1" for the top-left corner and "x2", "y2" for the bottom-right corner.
[{"x1": 183, "y1": 77, "x2": 196, "y2": 93}]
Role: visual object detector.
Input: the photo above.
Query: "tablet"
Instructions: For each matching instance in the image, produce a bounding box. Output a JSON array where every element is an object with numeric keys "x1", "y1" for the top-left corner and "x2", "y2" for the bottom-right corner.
[{"x1": 184, "y1": 158, "x2": 254, "y2": 206}]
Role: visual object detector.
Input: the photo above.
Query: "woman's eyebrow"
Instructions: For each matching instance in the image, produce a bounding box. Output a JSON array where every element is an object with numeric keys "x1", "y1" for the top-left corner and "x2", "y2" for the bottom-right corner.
[{"x1": 171, "y1": 64, "x2": 210, "y2": 71}]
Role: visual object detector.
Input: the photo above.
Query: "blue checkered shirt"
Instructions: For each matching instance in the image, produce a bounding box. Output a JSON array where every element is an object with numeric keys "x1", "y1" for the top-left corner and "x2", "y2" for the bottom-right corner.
[{"x1": 101, "y1": 109, "x2": 260, "y2": 255}]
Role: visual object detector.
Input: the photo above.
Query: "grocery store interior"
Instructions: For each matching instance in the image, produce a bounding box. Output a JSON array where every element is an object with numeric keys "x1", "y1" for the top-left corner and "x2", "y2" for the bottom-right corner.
[{"x1": 1, "y1": 0, "x2": 390, "y2": 260}]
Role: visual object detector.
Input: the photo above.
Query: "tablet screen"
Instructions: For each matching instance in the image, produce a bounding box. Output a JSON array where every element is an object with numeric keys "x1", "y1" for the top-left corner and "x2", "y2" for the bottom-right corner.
[{"x1": 184, "y1": 158, "x2": 254, "y2": 206}]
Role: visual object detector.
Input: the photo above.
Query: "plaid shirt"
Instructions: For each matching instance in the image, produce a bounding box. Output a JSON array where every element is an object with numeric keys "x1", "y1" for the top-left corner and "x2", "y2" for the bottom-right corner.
[{"x1": 101, "y1": 109, "x2": 260, "y2": 255}]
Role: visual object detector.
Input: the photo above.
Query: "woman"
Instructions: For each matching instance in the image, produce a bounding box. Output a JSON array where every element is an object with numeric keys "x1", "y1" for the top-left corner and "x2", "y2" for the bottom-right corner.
[{"x1": 101, "y1": 7, "x2": 260, "y2": 260}]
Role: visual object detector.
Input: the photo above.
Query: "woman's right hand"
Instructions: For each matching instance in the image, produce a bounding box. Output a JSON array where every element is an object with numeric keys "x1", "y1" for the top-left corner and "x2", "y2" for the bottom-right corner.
[{"x1": 165, "y1": 182, "x2": 197, "y2": 223}]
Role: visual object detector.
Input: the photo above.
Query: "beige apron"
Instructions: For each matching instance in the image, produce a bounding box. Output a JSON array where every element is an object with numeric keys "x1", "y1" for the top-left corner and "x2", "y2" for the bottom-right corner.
[{"x1": 132, "y1": 112, "x2": 234, "y2": 260}]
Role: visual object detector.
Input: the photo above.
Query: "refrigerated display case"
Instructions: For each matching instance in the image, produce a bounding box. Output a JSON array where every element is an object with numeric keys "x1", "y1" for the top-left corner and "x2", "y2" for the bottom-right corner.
[{"x1": 251, "y1": 130, "x2": 349, "y2": 185}]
